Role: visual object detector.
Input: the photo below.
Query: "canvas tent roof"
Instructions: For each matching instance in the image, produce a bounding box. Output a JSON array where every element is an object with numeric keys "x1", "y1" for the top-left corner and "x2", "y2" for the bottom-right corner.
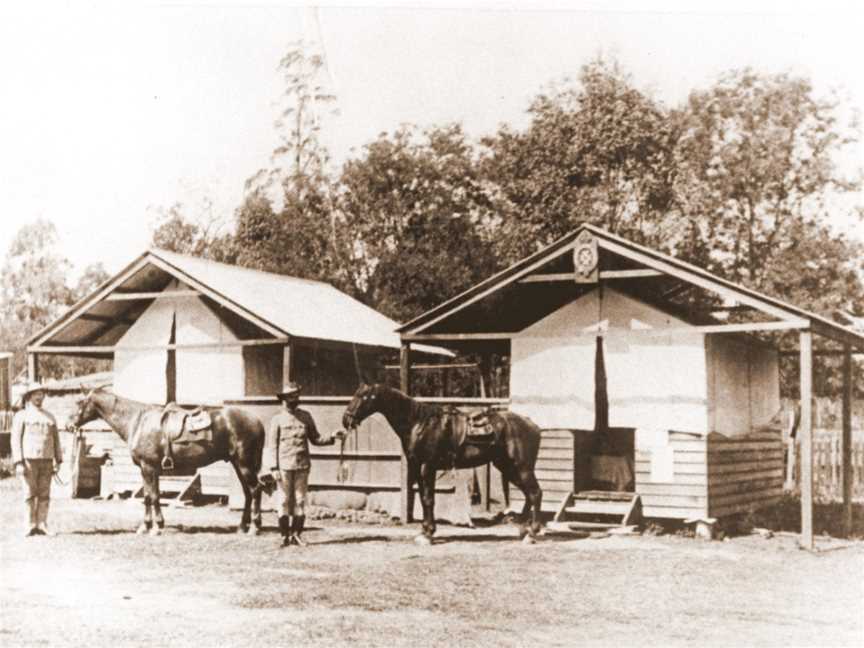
[
  {"x1": 399, "y1": 224, "x2": 864, "y2": 352},
  {"x1": 28, "y1": 248, "x2": 445, "y2": 354}
]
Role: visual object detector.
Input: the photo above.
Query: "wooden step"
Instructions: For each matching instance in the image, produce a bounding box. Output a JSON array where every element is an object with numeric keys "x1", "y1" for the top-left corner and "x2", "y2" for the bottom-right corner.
[
  {"x1": 554, "y1": 490, "x2": 642, "y2": 527},
  {"x1": 572, "y1": 490, "x2": 636, "y2": 502},
  {"x1": 566, "y1": 500, "x2": 633, "y2": 516},
  {"x1": 547, "y1": 521, "x2": 621, "y2": 532}
]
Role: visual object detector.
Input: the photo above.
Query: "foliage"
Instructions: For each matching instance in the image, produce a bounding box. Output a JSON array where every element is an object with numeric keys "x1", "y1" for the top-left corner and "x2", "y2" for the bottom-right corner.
[
  {"x1": 338, "y1": 124, "x2": 500, "y2": 322},
  {"x1": 480, "y1": 59, "x2": 679, "y2": 263},
  {"x1": 245, "y1": 40, "x2": 338, "y2": 200},
  {"x1": 0, "y1": 219, "x2": 111, "y2": 379},
  {"x1": 673, "y1": 69, "x2": 863, "y2": 295},
  {"x1": 150, "y1": 201, "x2": 238, "y2": 263}
]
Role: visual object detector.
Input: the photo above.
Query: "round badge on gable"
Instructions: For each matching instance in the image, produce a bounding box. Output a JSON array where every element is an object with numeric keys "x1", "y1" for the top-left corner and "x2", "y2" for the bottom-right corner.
[{"x1": 573, "y1": 231, "x2": 599, "y2": 283}]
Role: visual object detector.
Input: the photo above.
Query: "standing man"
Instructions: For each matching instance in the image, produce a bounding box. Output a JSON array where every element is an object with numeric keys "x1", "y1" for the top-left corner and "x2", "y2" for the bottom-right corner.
[
  {"x1": 263, "y1": 382, "x2": 343, "y2": 547},
  {"x1": 11, "y1": 382, "x2": 62, "y2": 537}
]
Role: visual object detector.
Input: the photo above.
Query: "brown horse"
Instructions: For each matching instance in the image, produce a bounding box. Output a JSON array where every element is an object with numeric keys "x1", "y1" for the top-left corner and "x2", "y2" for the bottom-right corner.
[
  {"x1": 72, "y1": 389, "x2": 265, "y2": 536},
  {"x1": 343, "y1": 384, "x2": 543, "y2": 544}
]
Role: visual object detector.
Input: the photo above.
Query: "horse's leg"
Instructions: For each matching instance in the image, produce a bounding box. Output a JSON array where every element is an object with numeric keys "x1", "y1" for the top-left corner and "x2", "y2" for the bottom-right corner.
[
  {"x1": 230, "y1": 459, "x2": 253, "y2": 534},
  {"x1": 252, "y1": 485, "x2": 263, "y2": 534},
  {"x1": 416, "y1": 463, "x2": 437, "y2": 545},
  {"x1": 520, "y1": 469, "x2": 543, "y2": 539},
  {"x1": 493, "y1": 458, "x2": 539, "y2": 541},
  {"x1": 136, "y1": 465, "x2": 156, "y2": 535},
  {"x1": 141, "y1": 464, "x2": 164, "y2": 536}
]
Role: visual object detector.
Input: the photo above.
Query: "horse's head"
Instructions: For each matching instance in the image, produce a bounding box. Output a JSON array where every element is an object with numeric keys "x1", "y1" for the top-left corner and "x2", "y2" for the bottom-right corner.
[
  {"x1": 342, "y1": 383, "x2": 383, "y2": 430},
  {"x1": 71, "y1": 388, "x2": 105, "y2": 429}
]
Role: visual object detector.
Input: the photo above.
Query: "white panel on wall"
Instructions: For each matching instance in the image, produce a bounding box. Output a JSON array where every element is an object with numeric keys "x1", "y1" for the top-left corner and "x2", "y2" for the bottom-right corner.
[
  {"x1": 113, "y1": 290, "x2": 176, "y2": 403},
  {"x1": 175, "y1": 287, "x2": 243, "y2": 403},
  {"x1": 511, "y1": 287, "x2": 709, "y2": 433}
]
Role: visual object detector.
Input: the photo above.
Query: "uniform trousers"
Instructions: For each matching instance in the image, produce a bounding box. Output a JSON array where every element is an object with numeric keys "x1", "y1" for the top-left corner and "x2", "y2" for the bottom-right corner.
[
  {"x1": 278, "y1": 469, "x2": 309, "y2": 517},
  {"x1": 20, "y1": 459, "x2": 54, "y2": 529}
]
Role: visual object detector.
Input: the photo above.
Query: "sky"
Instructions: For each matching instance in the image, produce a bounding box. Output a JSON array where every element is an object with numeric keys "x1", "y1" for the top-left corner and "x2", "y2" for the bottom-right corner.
[{"x1": 1, "y1": 0, "x2": 862, "y2": 279}]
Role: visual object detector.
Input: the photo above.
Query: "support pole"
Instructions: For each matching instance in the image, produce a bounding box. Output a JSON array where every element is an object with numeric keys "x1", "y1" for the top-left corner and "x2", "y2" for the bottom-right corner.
[
  {"x1": 842, "y1": 345, "x2": 853, "y2": 538},
  {"x1": 399, "y1": 342, "x2": 413, "y2": 523},
  {"x1": 27, "y1": 352, "x2": 39, "y2": 383},
  {"x1": 800, "y1": 330, "x2": 814, "y2": 550}
]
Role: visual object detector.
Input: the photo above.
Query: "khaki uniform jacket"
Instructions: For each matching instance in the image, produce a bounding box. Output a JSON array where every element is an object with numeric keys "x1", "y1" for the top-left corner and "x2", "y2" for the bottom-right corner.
[
  {"x1": 11, "y1": 406, "x2": 62, "y2": 465},
  {"x1": 264, "y1": 407, "x2": 333, "y2": 471}
]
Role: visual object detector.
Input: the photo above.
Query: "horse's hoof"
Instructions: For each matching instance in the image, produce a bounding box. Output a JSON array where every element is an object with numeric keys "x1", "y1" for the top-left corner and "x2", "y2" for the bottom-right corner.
[
  {"x1": 522, "y1": 534, "x2": 536, "y2": 545},
  {"x1": 236, "y1": 525, "x2": 249, "y2": 535},
  {"x1": 136, "y1": 524, "x2": 149, "y2": 535},
  {"x1": 149, "y1": 527, "x2": 162, "y2": 537},
  {"x1": 413, "y1": 534, "x2": 433, "y2": 546},
  {"x1": 246, "y1": 527, "x2": 261, "y2": 537}
]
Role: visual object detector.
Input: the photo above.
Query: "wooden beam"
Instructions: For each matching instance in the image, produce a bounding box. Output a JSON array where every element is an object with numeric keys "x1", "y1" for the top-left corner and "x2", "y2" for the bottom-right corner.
[
  {"x1": 518, "y1": 273, "x2": 573, "y2": 283},
  {"x1": 27, "y1": 353, "x2": 39, "y2": 383},
  {"x1": 105, "y1": 289, "x2": 201, "y2": 301},
  {"x1": 520, "y1": 269, "x2": 664, "y2": 283},
  {"x1": 410, "y1": 241, "x2": 579, "y2": 333},
  {"x1": 842, "y1": 345, "x2": 853, "y2": 538},
  {"x1": 600, "y1": 238, "x2": 803, "y2": 322},
  {"x1": 602, "y1": 269, "x2": 664, "y2": 279},
  {"x1": 403, "y1": 333, "x2": 512, "y2": 341},
  {"x1": 79, "y1": 313, "x2": 135, "y2": 325},
  {"x1": 404, "y1": 320, "x2": 807, "y2": 343},
  {"x1": 28, "y1": 337, "x2": 290, "y2": 354},
  {"x1": 800, "y1": 330, "x2": 814, "y2": 551},
  {"x1": 383, "y1": 362, "x2": 479, "y2": 371},
  {"x1": 399, "y1": 342, "x2": 413, "y2": 523},
  {"x1": 810, "y1": 319, "x2": 864, "y2": 352}
]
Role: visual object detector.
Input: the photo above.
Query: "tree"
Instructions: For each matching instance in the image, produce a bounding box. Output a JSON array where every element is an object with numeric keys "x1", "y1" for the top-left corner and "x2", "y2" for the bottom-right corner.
[
  {"x1": 0, "y1": 220, "x2": 109, "y2": 379},
  {"x1": 338, "y1": 124, "x2": 499, "y2": 322},
  {"x1": 245, "y1": 40, "x2": 338, "y2": 201},
  {"x1": 673, "y1": 68, "x2": 863, "y2": 301},
  {"x1": 232, "y1": 40, "x2": 344, "y2": 283},
  {"x1": 150, "y1": 201, "x2": 238, "y2": 263},
  {"x1": 480, "y1": 59, "x2": 679, "y2": 263}
]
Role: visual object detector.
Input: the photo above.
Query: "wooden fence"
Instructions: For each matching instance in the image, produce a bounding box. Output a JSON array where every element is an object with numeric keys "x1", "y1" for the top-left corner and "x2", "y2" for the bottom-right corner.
[
  {"x1": 781, "y1": 398, "x2": 864, "y2": 502},
  {"x1": 785, "y1": 434, "x2": 864, "y2": 502}
]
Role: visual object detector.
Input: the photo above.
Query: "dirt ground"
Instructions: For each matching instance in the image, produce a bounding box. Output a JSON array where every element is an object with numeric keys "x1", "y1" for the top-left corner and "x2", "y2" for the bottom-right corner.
[{"x1": 1, "y1": 478, "x2": 862, "y2": 648}]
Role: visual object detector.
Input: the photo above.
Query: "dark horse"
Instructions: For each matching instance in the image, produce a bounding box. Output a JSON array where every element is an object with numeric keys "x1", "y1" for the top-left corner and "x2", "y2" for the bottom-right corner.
[
  {"x1": 72, "y1": 389, "x2": 265, "y2": 536},
  {"x1": 343, "y1": 383, "x2": 543, "y2": 544}
]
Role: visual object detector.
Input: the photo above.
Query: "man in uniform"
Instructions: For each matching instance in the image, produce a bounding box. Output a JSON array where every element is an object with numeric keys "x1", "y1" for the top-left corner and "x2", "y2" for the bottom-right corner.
[
  {"x1": 11, "y1": 382, "x2": 63, "y2": 537},
  {"x1": 263, "y1": 382, "x2": 343, "y2": 547}
]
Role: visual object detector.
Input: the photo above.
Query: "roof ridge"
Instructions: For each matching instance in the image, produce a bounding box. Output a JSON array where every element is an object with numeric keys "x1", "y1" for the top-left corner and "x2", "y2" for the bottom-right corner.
[{"x1": 148, "y1": 247, "x2": 333, "y2": 289}]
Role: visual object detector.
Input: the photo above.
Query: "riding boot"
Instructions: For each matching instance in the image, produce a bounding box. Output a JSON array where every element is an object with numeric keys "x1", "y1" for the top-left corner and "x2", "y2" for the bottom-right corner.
[
  {"x1": 278, "y1": 515, "x2": 292, "y2": 547},
  {"x1": 292, "y1": 515, "x2": 307, "y2": 547},
  {"x1": 24, "y1": 499, "x2": 38, "y2": 537},
  {"x1": 37, "y1": 499, "x2": 55, "y2": 536}
]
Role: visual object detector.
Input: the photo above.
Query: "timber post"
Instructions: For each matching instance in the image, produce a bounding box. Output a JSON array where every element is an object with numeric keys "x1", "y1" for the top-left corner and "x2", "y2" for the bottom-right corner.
[
  {"x1": 400, "y1": 342, "x2": 413, "y2": 523},
  {"x1": 799, "y1": 330, "x2": 813, "y2": 550},
  {"x1": 842, "y1": 345, "x2": 853, "y2": 538},
  {"x1": 27, "y1": 352, "x2": 40, "y2": 383}
]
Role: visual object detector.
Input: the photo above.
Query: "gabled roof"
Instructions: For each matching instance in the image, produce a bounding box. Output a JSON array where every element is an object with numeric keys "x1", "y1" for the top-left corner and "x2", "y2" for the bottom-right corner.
[
  {"x1": 28, "y1": 248, "x2": 430, "y2": 352},
  {"x1": 399, "y1": 224, "x2": 864, "y2": 351}
]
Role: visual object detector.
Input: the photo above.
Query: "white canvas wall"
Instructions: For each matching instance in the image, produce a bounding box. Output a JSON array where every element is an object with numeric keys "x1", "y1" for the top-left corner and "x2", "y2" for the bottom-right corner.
[
  {"x1": 113, "y1": 280, "x2": 243, "y2": 404},
  {"x1": 175, "y1": 294, "x2": 243, "y2": 404},
  {"x1": 113, "y1": 296, "x2": 174, "y2": 403},
  {"x1": 707, "y1": 335, "x2": 780, "y2": 436},
  {"x1": 510, "y1": 287, "x2": 710, "y2": 432}
]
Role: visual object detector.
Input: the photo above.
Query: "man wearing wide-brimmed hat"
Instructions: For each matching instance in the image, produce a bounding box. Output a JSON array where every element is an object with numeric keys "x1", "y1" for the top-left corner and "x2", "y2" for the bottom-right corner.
[
  {"x1": 263, "y1": 381, "x2": 343, "y2": 547},
  {"x1": 11, "y1": 382, "x2": 62, "y2": 537}
]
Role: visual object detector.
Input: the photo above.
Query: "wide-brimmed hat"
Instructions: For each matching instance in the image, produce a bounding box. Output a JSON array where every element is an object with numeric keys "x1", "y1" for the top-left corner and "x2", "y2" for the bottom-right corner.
[
  {"x1": 21, "y1": 381, "x2": 48, "y2": 399},
  {"x1": 277, "y1": 381, "x2": 302, "y2": 399}
]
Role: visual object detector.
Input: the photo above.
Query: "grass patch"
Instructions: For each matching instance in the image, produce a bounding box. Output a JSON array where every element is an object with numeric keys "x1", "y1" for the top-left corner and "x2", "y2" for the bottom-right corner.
[{"x1": 739, "y1": 493, "x2": 864, "y2": 539}]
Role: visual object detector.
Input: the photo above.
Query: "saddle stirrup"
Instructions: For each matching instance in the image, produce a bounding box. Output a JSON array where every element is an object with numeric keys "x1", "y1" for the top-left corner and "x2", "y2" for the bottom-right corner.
[{"x1": 161, "y1": 440, "x2": 175, "y2": 471}]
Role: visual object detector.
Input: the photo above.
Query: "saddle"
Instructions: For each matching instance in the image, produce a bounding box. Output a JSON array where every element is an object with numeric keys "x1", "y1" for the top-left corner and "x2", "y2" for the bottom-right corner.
[
  {"x1": 451, "y1": 408, "x2": 500, "y2": 447},
  {"x1": 160, "y1": 403, "x2": 213, "y2": 470}
]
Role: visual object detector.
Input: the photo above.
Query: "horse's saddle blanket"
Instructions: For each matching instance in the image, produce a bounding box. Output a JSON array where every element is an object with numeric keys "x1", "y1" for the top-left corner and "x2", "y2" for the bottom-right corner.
[{"x1": 161, "y1": 404, "x2": 213, "y2": 444}]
